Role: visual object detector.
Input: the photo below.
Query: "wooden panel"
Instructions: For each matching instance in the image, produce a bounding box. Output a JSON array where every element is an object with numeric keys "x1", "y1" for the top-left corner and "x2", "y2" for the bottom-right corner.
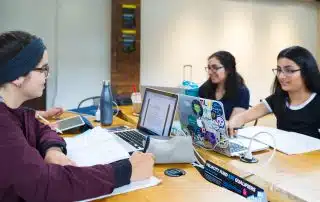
[{"x1": 111, "y1": 0, "x2": 141, "y2": 97}]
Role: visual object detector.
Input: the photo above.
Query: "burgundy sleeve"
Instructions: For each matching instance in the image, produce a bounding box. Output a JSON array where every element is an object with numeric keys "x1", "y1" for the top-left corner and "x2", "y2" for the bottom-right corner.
[
  {"x1": 27, "y1": 110, "x2": 67, "y2": 157},
  {"x1": 0, "y1": 119, "x2": 132, "y2": 202}
]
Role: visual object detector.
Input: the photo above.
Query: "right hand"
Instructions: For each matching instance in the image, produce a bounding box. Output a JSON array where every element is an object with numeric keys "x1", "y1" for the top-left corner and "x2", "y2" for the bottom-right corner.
[
  {"x1": 228, "y1": 116, "x2": 245, "y2": 137},
  {"x1": 129, "y1": 152, "x2": 155, "y2": 182}
]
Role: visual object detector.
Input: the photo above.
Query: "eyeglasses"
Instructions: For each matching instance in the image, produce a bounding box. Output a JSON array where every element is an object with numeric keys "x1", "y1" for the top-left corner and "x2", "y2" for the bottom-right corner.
[
  {"x1": 205, "y1": 65, "x2": 224, "y2": 72},
  {"x1": 272, "y1": 68, "x2": 301, "y2": 77},
  {"x1": 32, "y1": 64, "x2": 50, "y2": 78}
]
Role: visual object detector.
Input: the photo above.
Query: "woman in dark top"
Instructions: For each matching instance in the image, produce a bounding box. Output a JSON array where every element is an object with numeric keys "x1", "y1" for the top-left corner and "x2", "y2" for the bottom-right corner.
[
  {"x1": 0, "y1": 31, "x2": 154, "y2": 202},
  {"x1": 198, "y1": 51, "x2": 250, "y2": 120},
  {"x1": 229, "y1": 46, "x2": 320, "y2": 139}
]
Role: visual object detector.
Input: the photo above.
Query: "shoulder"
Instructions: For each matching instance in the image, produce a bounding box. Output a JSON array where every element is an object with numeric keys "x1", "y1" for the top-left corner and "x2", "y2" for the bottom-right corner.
[
  {"x1": 199, "y1": 80, "x2": 214, "y2": 98},
  {"x1": 236, "y1": 86, "x2": 250, "y2": 101},
  {"x1": 199, "y1": 80, "x2": 212, "y2": 91},
  {"x1": 238, "y1": 85, "x2": 249, "y2": 96}
]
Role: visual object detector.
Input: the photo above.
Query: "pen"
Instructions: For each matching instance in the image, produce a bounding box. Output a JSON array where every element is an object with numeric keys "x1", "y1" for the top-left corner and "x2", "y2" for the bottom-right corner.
[
  {"x1": 37, "y1": 114, "x2": 63, "y2": 134},
  {"x1": 143, "y1": 136, "x2": 150, "y2": 153}
]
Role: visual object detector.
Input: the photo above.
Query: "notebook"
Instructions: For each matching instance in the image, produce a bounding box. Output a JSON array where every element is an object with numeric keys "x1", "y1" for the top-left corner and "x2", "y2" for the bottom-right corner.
[{"x1": 63, "y1": 127, "x2": 161, "y2": 201}]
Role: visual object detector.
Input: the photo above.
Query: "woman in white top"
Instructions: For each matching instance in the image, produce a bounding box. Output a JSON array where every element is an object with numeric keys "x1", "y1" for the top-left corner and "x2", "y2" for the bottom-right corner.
[{"x1": 229, "y1": 46, "x2": 320, "y2": 139}]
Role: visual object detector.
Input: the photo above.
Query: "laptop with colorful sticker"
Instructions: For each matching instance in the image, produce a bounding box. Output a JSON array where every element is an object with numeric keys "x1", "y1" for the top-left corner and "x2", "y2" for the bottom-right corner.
[{"x1": 178, "y1": 94, "x2": 268, "y2": 157}]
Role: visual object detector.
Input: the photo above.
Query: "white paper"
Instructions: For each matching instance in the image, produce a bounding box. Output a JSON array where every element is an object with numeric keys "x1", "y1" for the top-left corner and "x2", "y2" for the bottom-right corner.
[
  {"x1": 64, "y1": 127, "x2": 130, "y2": 166},
  {"x1": 64, "y1": 127, "x2": 161, "y2": 201},
  {"x1": 237, "y1": 126, "x2": 320, "y2": 155},
  {"x1": 80, "y1": 176, "x2": 161, "y2": 202}
]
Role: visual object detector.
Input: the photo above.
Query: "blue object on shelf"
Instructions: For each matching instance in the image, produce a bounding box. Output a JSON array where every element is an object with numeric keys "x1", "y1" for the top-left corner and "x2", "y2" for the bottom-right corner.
[{"x1": 182, "y1": 80, "x2": 199, "y2": 97}]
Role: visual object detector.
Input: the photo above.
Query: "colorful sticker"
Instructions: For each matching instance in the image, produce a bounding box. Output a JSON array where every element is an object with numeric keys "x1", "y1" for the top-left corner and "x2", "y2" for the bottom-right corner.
[
  {"x1": 192, "y1": 100, "x2": 203, "y2": 117},
  {"x1": 212, "y1": 102, "x2": 223, "y2": 117},
  {"x1": 216, "y1": 117, "x2": 225, "y2": 128}
]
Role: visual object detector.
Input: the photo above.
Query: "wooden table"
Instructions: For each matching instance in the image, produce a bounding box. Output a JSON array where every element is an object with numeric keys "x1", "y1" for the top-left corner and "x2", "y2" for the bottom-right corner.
[
  {"x1": 60, "y1": 111, "x2": 247, "y2": 202},
  {"x1": 117, "y1": 105, "x2": 320, "y2": 202}
]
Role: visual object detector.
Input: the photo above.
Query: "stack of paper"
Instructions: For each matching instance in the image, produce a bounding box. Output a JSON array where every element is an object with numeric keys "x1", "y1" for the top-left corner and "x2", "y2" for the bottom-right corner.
[
  {"x1": 64, "y1": 127, "x2": 130, "y2": 166},
  {"x1": 64, "y1": 127, "x2": 161, "y2": 200},
  {"x1": 237, "y1": 126, "x2": 320, "y2": 155}
]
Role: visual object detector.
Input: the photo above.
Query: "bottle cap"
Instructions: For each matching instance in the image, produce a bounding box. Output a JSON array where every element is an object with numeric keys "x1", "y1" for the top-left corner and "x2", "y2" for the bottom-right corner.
[{"x1": 103, "y1": 80, "x2": 110, "y2": 85}]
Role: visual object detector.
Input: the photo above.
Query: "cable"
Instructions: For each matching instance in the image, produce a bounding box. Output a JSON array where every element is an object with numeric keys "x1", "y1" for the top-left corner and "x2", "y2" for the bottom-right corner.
[
  {"x1": 112, "y1": 101, "x2": 119, "y2": 117},
  {"x1": 239, "y1": 131, "x2": 276, "y2": 172}
]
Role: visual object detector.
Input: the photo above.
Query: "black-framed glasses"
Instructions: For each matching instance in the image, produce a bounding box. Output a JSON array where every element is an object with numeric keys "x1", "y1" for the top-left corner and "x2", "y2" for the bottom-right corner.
[
  {"x1": 272, "y1": 68, "x2": 301, "y2": 77},
  {"x1": 33, "y1": 64, "x2": 50, "y2": 78},
  {"x1": 205, "y1": 65, "x2": 224, "y2": 72}
]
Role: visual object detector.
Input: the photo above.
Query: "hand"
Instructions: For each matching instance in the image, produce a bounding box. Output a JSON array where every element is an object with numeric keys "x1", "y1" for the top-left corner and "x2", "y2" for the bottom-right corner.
[
  {"x1": 39, "y1": 107, "x2": 64, "y2": 119},
  {"x1": 44, "y1": 147, "x2": 77, "y2": 166},
  {"x1": 129, "y1": 152, "x2": 155, "y2": 182},
  {"x1": 47, "y1": 122, "x2": 59, "y2": 131},
  {"x1": 228, "y1": 116, "x2": 245, "y2": 137}
]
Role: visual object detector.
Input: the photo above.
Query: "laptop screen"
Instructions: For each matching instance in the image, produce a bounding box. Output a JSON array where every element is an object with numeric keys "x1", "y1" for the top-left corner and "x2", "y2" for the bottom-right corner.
[{"x1": 137, "y1": 88, "x2": 178, "y2": 136}]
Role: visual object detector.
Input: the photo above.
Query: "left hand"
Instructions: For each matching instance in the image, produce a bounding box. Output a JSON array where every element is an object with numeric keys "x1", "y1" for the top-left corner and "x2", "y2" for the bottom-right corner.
[
  {"x1": 39, "y1": 107, "x2": 64, "y2": 119},
  {"x1": 44, "y1": 147, "x2": 77, "y2": 166}
]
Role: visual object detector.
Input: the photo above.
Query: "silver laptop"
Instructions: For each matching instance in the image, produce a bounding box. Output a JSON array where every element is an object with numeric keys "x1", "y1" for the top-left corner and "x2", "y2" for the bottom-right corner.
[
  {"x1": 110, "y1": 88, "x2": 179, "y2": 153},
  {"x1": 178, "y1": 94, "x2": 268, "y2": 157}
]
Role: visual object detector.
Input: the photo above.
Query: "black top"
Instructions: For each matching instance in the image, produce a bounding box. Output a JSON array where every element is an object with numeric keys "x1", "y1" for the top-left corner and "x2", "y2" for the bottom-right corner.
[
  {"x1": 198, "y1": 79, "x2": 250, "y2": 120},
  {"x1": 264, "y1": 93, "x2": 320, "y2": 139}
]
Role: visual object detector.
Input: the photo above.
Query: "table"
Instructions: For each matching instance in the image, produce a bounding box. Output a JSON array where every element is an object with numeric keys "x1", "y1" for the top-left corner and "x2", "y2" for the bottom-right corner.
[
  {"x1": 117, "y1": 105, "x2": 320, "y2": 202},
  {"x1": 60, "y1": 111, "x2": 247, "y2": 202}
]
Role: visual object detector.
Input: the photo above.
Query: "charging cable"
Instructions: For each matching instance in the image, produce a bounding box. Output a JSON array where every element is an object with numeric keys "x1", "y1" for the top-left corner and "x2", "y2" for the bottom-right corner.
[{"x1": 239, "y1": 131, "x2": 276, "y2": 165}]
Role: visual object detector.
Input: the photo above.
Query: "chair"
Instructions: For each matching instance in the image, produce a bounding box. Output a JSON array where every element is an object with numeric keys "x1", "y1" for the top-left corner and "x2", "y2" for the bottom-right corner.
[
  {"x1": 77, "y1": 96, "x2": 100, "y2": 109},
  {"x1": 67, "y1": 96, "x2": 101, "y2": 116}
]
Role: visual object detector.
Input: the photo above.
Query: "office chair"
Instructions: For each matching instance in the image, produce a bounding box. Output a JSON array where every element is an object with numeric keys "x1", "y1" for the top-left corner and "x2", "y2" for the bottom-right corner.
[{"x1": 77, "y1": 96, "x2": 100, "y2": 109}]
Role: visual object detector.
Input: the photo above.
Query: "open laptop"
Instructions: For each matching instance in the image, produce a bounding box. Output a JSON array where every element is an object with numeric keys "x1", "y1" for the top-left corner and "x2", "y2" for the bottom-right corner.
[
  {"x1": 110, "y1": 88, "x2": 179, "y2": 153},
  {"x1": 178, "y1": 94, "x2": 268, "y2": 157}
]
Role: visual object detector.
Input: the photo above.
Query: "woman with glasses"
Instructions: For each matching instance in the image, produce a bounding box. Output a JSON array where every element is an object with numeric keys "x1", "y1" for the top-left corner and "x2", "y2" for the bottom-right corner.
[
  {"x1": 0, "y1": 31, "x2": 154, "y2": 201},
  {"x1": 229, "y1": 46, "x2": 320, "y2": 139},
  {"x1": 199, "y1": 51, "x2": 250, "y2": 120}
]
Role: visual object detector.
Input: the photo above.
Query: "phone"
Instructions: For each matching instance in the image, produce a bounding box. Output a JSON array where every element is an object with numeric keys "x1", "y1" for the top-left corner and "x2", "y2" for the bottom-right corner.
[{"x1": 56, "y1": 116, "x2": 85, "y2": 132}]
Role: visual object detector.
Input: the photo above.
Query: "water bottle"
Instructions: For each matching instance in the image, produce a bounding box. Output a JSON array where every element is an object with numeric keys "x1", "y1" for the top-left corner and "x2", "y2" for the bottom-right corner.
[{"x1": 100, "y1": 80, "x2": 113, "y2": 126}]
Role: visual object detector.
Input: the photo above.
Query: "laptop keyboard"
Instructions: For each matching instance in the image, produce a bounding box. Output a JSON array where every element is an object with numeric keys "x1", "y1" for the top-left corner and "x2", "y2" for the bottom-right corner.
[
  {"x1": 229, "y1": 142, "x2": 247, "y2": 153},
  {"x1": 114, "y1": 130, "x2": 145, "y2": 150}
]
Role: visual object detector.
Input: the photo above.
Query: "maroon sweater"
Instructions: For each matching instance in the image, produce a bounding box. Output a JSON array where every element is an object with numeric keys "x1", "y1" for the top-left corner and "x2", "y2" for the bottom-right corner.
[{"x1": 0, "y1": 103, "x2": 132, "y2": 202}]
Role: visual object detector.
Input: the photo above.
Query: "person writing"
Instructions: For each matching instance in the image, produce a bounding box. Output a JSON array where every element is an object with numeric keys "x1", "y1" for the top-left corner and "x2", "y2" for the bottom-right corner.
[
  {"x1": 0, "y1": 30, "x2": 154, "y2": 202},
  {"x1": 229, "y1": 46, "x2": 320, "y2": 139},
  {"x1": 198, "y1": 51, "x2": 250, "y2": 120}
]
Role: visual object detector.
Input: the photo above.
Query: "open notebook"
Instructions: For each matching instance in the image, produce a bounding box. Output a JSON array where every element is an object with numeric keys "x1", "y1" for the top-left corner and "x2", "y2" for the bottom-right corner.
[
  {"x1": 63, "y1": 127, "x2": 161, "y2": 201},
  {"x1": 237, "y1": 126, "x2": 320, "y2": 155}
]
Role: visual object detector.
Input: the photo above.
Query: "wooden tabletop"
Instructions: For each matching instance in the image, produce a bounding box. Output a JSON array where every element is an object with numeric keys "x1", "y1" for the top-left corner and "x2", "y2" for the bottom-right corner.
[
  {"x1": 59, "y1": 111, "x2": 248, "y2": 202},
  {"x1": 117, "y1": 105, "x2": 320, "y2": 202}
]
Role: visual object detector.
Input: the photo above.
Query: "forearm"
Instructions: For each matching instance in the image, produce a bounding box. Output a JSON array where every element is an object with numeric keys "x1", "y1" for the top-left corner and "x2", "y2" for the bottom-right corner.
[
  {"x1": 240, "y1": 103, "x2": 270, "y2": 124},
  {"x1": 15, "y1": 160, "x2": 131, "y2": 202}
]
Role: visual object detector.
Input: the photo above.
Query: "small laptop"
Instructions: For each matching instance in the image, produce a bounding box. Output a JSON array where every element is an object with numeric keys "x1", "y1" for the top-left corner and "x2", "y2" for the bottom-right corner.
[
  {"x1": 110, "y1": 88, "x2": 179, "y2": 153},
  {"x1": 178, "y1": 94, "x2": 268, "y2": 157}
]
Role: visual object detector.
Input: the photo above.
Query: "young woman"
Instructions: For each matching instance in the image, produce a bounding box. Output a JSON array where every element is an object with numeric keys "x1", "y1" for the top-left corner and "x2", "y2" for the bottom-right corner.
[
  {"x1": 229, "y1": 46, "x2": 320, "y2": 139},
  {"x1": 198, "y1": 51, "x2": 250, "y2": 120},
  {"x1": 0, "y1": 31, "x2": 154, "y2": 202}
]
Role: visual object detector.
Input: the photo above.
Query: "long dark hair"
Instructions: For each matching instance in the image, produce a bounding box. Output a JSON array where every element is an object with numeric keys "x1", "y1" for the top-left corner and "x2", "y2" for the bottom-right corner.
[
  {"x1": 272, "y1": 46, "x2": 320, "y2": 100},
  {"x1": 0, "y1": 31, "x2": 37, "y2": 66},
  {"x1": 208, "y1": 51, "x2": 245, "y2": 100}
]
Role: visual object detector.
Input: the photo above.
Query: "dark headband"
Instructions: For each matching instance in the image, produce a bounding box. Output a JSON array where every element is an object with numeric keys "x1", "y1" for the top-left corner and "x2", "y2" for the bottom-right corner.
[{"x1": 0, "y1": 38, "x2": 46, "y2": 85}]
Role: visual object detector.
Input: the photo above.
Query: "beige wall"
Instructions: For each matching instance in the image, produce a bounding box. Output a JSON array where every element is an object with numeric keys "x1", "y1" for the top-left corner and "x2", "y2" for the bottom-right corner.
[{"x1": 141, "y1": 0, "x2": 318, "y2": 105}]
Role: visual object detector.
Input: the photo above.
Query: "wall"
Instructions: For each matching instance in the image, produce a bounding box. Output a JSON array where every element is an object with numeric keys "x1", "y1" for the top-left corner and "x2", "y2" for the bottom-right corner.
[
  {"x1": 0, "y1": 0, "x2": 111, "y2": 109},
  {"x1": 141, "y1": 0, "x2": 318, "y2": 104},
  {"x1": 0, "y1": 0, "x2": 318, "y2": 107}
]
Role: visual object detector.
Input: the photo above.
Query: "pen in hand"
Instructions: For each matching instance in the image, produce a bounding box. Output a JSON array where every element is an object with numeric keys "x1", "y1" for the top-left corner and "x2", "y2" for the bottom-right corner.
[{"x1": 36, "y1": 114, "x2": 63, "y2": 134}]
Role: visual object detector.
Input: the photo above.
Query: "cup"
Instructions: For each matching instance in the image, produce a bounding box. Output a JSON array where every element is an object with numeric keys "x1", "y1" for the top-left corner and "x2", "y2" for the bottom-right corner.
[{"x1": 131, "y1": 92, "x2": 142, "y2": 115}]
